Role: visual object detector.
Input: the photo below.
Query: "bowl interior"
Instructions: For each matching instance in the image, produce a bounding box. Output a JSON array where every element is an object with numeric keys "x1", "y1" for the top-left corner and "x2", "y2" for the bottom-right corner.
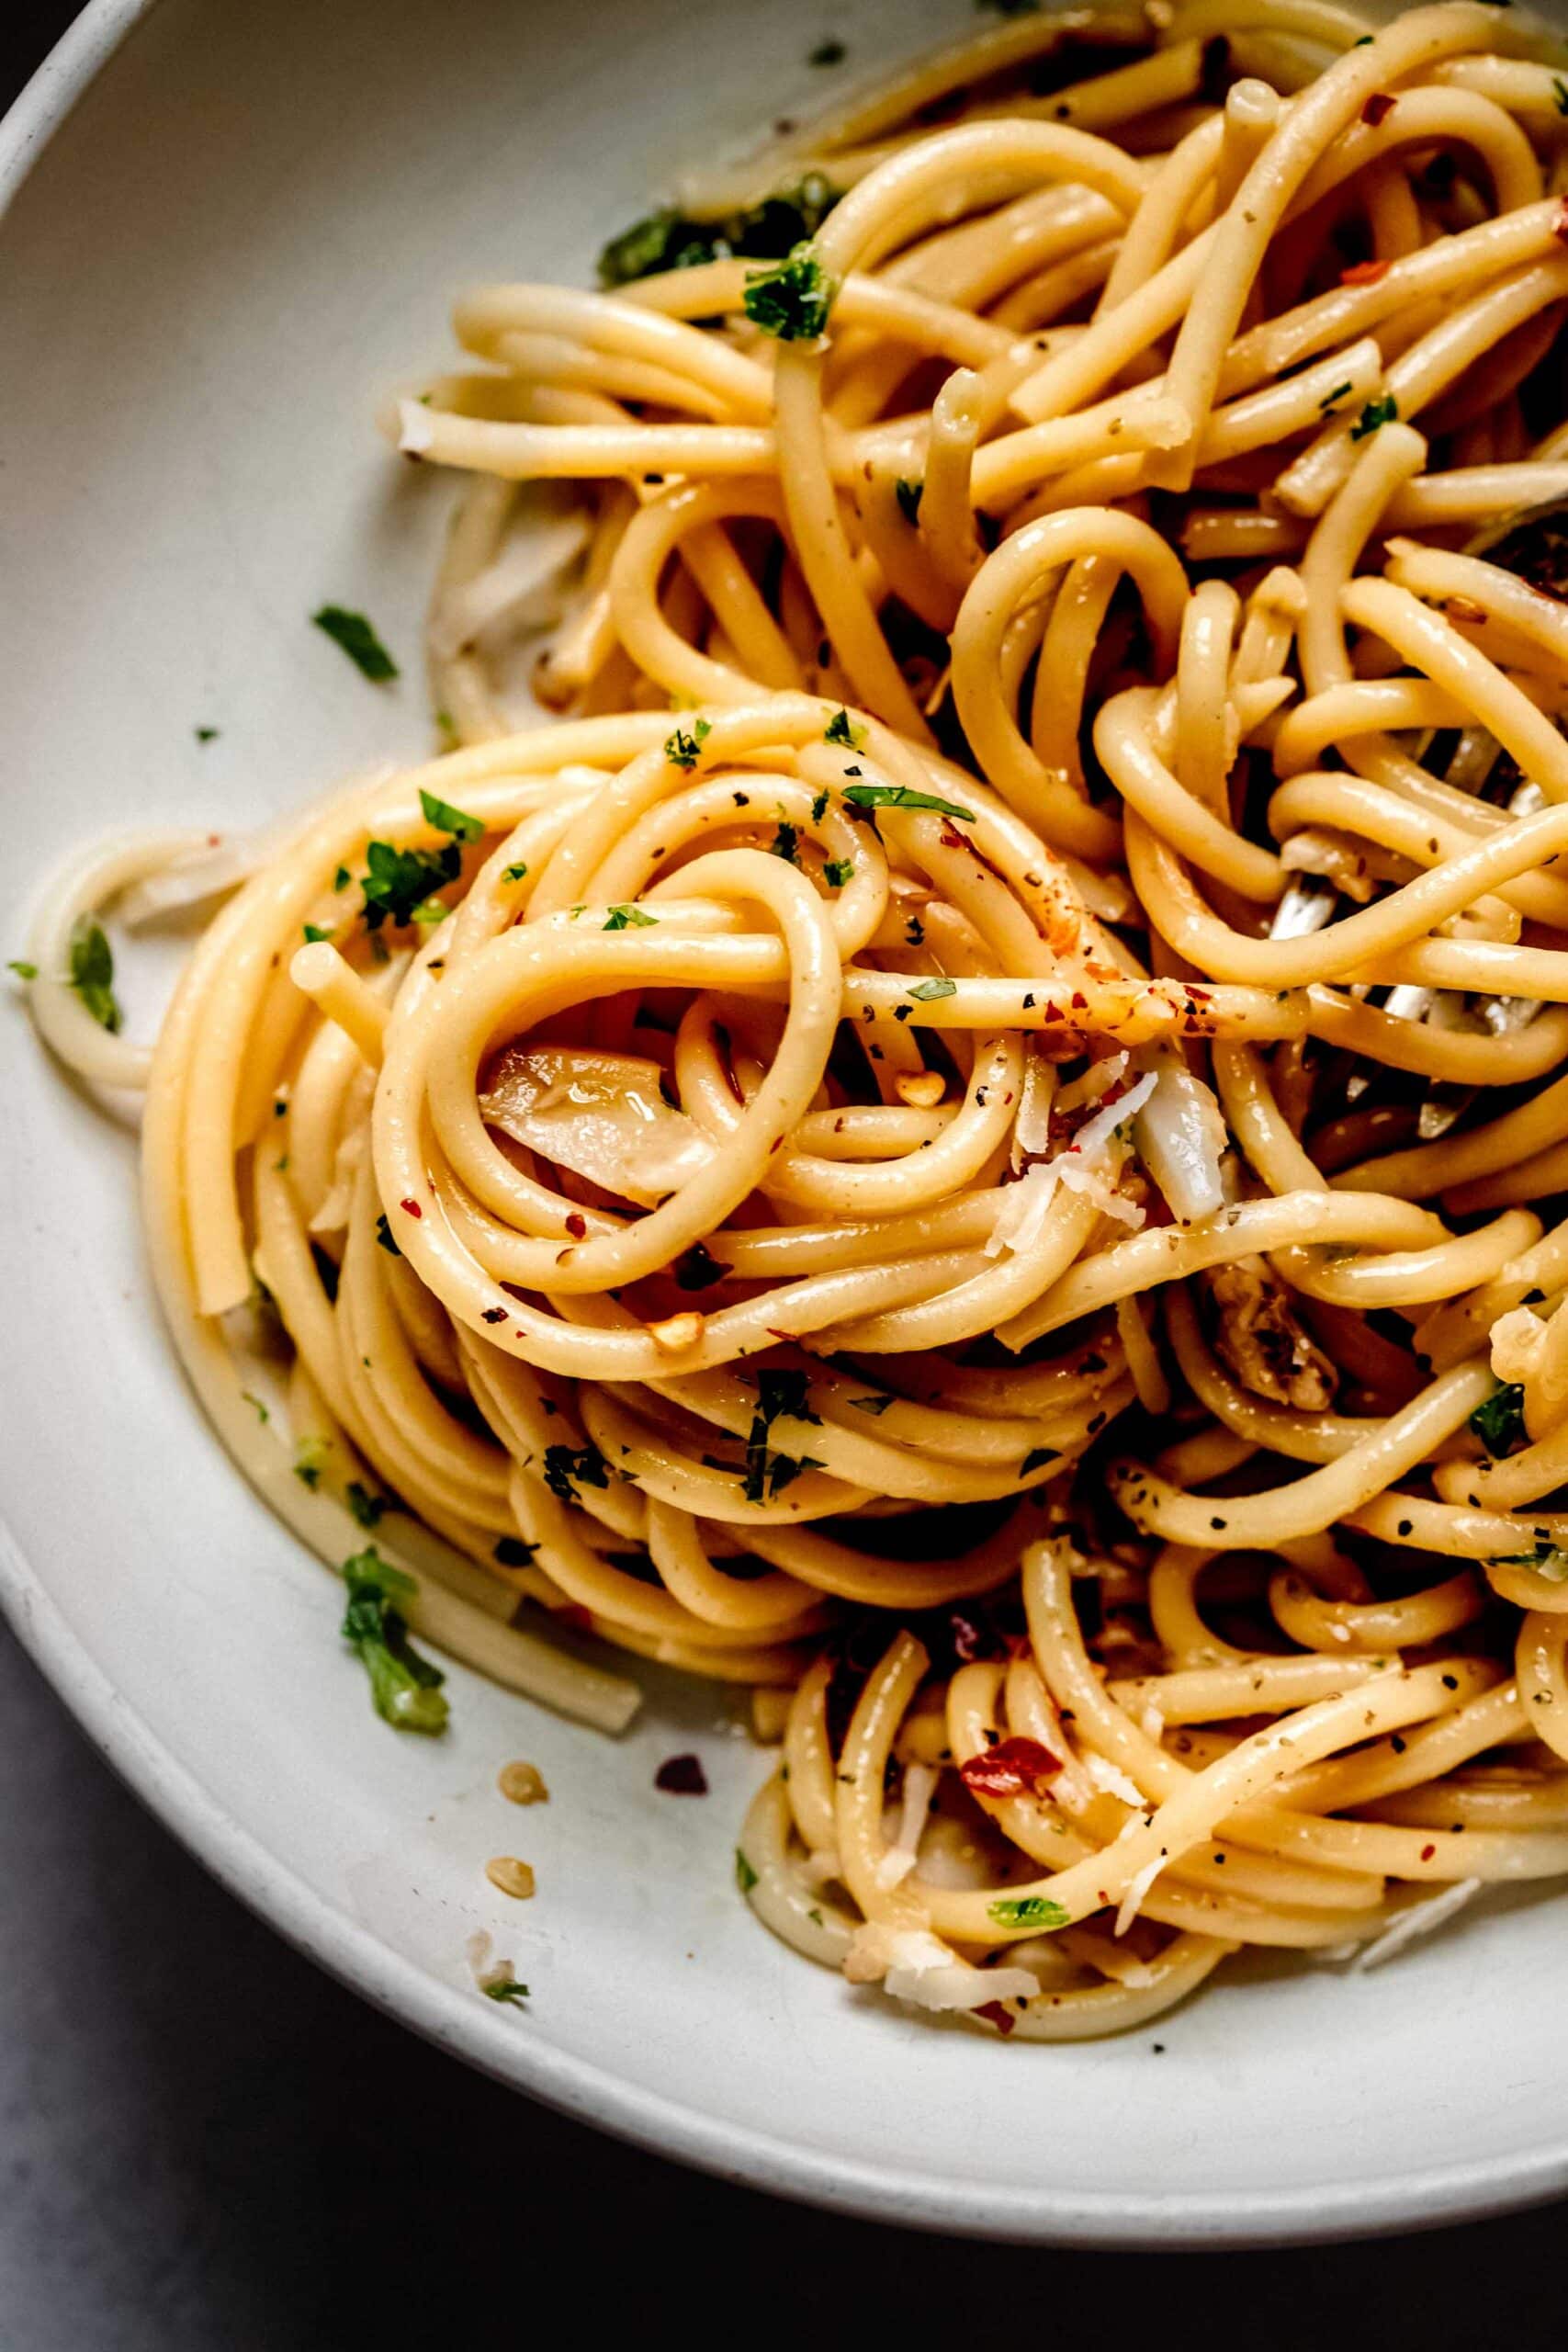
[{"x1": 3, "y1": 0, "x2": 1567, "y2": 2244}]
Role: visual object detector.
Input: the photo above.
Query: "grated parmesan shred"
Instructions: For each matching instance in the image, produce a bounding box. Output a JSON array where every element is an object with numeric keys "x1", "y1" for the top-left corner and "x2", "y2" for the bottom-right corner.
[{"x1": 1350, "y1": 1879, "x2": 1484, "y2": 1973}]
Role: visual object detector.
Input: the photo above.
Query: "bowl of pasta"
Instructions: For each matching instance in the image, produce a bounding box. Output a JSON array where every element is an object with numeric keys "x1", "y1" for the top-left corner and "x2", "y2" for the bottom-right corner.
[{"x1": 6, "y1": 0, "x2": 1568, "y2": 2243}]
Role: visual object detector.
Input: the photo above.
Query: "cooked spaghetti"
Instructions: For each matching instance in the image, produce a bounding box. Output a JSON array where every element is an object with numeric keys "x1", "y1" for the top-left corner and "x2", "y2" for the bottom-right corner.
[{"x1": 21, "y1": 0, "x2": 1568, "y2": 2039}]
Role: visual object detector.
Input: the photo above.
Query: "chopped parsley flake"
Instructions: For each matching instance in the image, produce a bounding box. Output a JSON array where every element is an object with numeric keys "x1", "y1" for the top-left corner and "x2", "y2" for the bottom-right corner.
[
  {"x1": 346, "y1": 1482, "x2": 388, "y2": 1530},
  {"x1": 1555, "y1": 75, "x2": 1568, "y2": 116},
  {"x1": 1349, "y1": 393, "x2": 1398, "y2": 440},
  {"x1": 743, "y1": 1368, "x2": 822, "y2": 1502},
  {"x1": 375, "y1": 1213, "x2": 401, "y2": 1257},
  {"x1": 418, "y1": 786, "x2": 484, "y2": 844},
  {"x1": 1319, "y1": 380, "x2": 1353, "y2": 413},
  {"x1": 359, "y1": 837, "x2": 461, "y2": 930},
  {"x1": 823, "y1": 857, "x2": 854, "y2": 888},
  {"x1": 850, "y1": 1394, "x2": 893, "y2": 1415},
  {"x1": 808, "y1": 38, "x2": 845, "y2": 65},
  {"x1": 1495, "y1": 1541, "x2": 1568, "y2": 1582},
  {"x1": 596, "y1": 176, "x2": 840, "y2": 288},
  {"x1": 665, "y1": 718, "x2": 712, "y2": 769},
  {"x1": 294, "y1": 1434, "x2": 329, "y2": 1489},
  {"x1": 195, "y1": 726, "x2": 220, "y2": 742},
  {"x1": 333, "y1": 865, "x2": 351, "y2": 892},
  {"x1": 772, "y1": 821, "x2": 800, "y2": 865},
  {"x1": 987, "y1": 1894, "x2": 1069, "y2": 1928},
  {"x1": 809, "y1": 787, "x2": 829, "y2": 823},
  {"x1": 735, "y1": 1849, "x2": 760, "y2": 1894},
  {"x1": 895, "y1": 476, "x2": 924, "y2": 526},
  {"x1": 907, "y1": 977, "x2": 958, "y2": 1001},
  {"x1": 604, "y1": 904, "x2": 658, "y2": 929},
  {"x1": 312, "y1": 605, "x2": 399, "y2": 682},
  {"x1": 502, "y1": 862, "x2": 529, "y2": 884},
  {"x1": 824, "y1": 708, "x2": 866, "y2": 750},
  {"x1": 744, "y1": 243, "x2": 837, "y2": 341},
  {"x1": 69, "y1": 918, "x2": 121, "y2": 1033},
  {"x1": 542, "y1": 1443, "x2": 610, "y2": 1504},
  {"x1": 7, "y1": 960, "x2": 38, "y2": 981},
  {"x1": 241, "y1": 1391, "x2": 269, "y2": 1424},
  {"x1": 301, "y1": 922, "x2": 332, "y2": 944},
  {"x1": 340, "y1": 1547, "x2": 448, "y2": 1734},
  {"x1": 1470, "y1": 1382, "x2": 1527, "y2": 1457},
  {"x1": 842, "y1": 781, "x2": 974, "y2": 819},
  {"x1": 482, "y1": 1977, "x2": 530, "y2": 2006}
]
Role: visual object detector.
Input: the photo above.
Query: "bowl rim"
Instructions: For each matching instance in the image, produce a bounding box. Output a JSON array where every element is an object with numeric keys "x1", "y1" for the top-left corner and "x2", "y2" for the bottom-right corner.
[{"x1": 6, "y1": 0, "x2": 1568, "y2": 2248}]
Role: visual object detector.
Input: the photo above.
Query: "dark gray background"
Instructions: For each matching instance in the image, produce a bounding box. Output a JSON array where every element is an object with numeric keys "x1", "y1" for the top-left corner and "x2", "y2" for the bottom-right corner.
[{"x1": 3, "y1": 6, "x2": 1563, "y2": 2344}]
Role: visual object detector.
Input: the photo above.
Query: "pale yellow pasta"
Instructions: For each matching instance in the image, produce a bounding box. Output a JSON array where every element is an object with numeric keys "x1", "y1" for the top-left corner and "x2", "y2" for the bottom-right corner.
[{"x1": 23, "y1": 0, "x2": 1568, "y2": 2043}]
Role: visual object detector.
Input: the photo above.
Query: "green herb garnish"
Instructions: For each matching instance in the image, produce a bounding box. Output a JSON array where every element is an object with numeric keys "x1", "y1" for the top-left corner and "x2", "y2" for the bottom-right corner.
[
  {"x1": 744, "y1": 243, "x2": 837, "y2": 340},
  {"x1": 69, "y1": 918, "x2": 121, "y2": 1033},
  {"x1": 502, "y1": 862, "x2": 529, "y2": 884},
  {"x1": 743, "y1": 1368, "x2": 821, "y2": 1502},
  {"x1": 375, "y1": 1213, "x2": 400, "y2": 1257},
  {"x1": 542, "y1": 1443, "x2": 610, "y2": 1504},
  {"x1": 359, "y1": 837, "x2": 461, "y2": 930},
  {"x1": 340, "y1": 1547, "x2": 448, "y2": 1734},
  {"x1": 665, "y1": 718, "x2": 712, "y2": 769},
  {"x1": 1494, "y1": 1541, "x2": 1568, "y2": 1581},
  {"x1": 294, "y1": 1434, "x2": 329, "y2": 1489},
  {"x1": 1318, "y1": 381, "x2": 1353, "y2": 413},
  {"x1": 808, "y1": 38, "x2": 845, "y2": 65},
  {"x1": 1471, "y1": 1382, "x2": 1527, "y2": 1457},
  {"x1": 772, "y1": 821, "x2": 800, "y2": 865},
  {"x1": 896, "y1": 476, "x2": 924, "y2": 526},
  {"x1": 597, "y1": 177, "x2": 840, "y2": 289},
  {"x1": 301, "y1": 922, "x2": 332, "y2": 944},
  {"x1": 312, "y1": 605, "x2": 399, "y2": 682},
  {"x1": 603, "y1": 905, "x2": 658, "y2": 929},
  {"x1": 823, "y1": 857, "x2": 854, "y2": 888},
  {"x1": 418, "y1": 786, "x2": 484, "y2": 844},
  {"x1": 346, "y1": 1482, "x2": 388, "y2": 1530},
  {"x1": 824, "y1": 708, "x2": 865, "y2": 750},
  {"x1": 735, "y1": 1849, "x2": 760, "y2": 1894},
  {"x1": 1350, "y1": 393, "x2": 1398, "y2": 440},
  {"x1": 850, "y1": 1394, "x2": 893, "y2": 1415},
  {"x1": 842, "y1": 781, "x2": 974, "y2": 819},
  {"x1": 483, "y1": 1978, "x2": 530, "y2": 2006},
  {"x1": 195, "y1": 726, "x2": 220, "y2": 742},
  {"x1": 907, "y1": 977, "x2": 958, "y2": 1001},
  {"x1": 987, "y1": 1894, "x2": 1069, "y2": 1928},
  {"x1": 6, "y1": 960, "x2": 38, "y2": 981}
]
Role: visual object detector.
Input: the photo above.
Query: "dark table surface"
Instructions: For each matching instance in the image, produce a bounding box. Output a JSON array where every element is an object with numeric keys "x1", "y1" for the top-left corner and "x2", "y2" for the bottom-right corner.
[{"x1": 3, "y1": 7, "x2": 1564, "y2": 2345}]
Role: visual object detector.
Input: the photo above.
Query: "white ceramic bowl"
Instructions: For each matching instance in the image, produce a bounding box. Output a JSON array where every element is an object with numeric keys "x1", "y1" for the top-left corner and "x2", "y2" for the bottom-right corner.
[{"x1": 5, "y1": 0, "x2": 1568, "y2": 2246}]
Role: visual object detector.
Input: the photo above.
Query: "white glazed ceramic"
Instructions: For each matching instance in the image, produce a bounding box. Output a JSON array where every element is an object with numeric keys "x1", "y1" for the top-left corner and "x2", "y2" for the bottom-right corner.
[{"x1": 5, "y1": 0, "x2": 1568, "y2": 2247}]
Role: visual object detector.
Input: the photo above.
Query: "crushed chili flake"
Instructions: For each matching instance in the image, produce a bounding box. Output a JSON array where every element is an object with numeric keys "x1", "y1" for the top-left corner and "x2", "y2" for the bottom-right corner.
[
  {"x1": 655, "y1": 1752, "x2": 709, "y2": 1795},
  {"x1": 1340, "y1": 257, "x2": 1391, "y2": 286},
  {"x1": 975, "y1": 1999, "x2": 1017, "y2": 2037},
  {"x1": 959, "y1": 1736, "x2": 1059, "y2": 1800},
  {"x1": 481, "y1": 1306, "x2": 507, "y2": 1324},
  {"x1": 400, "y1": 1196, "x2": 423, "y2": 1218},
  {"x1": 555, "y1": 1602, "x2": 594, "y2": 1634},
  {"x1": 1360, "y1": 91, "x2": 1396, "y2": 126},
  {"x1": 565, "y1": 1212, "x2": 587, "y2": 1239}
]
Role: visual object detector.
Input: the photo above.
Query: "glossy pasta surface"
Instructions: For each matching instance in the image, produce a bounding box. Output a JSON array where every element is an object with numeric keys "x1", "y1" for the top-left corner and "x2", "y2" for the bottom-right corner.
[{"x1": 26, "y1": 0, "x2": 1568, "y2": 2038}]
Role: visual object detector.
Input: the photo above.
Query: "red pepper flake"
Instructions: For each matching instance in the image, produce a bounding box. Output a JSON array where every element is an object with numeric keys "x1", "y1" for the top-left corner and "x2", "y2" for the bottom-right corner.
[
  {"x1": 939, "y1": 821, "x2": 968, "y2": 852},
  {"x1": 654, "y1": 1752, "x2": 708, "y2": 1795},
  {"x1": 958, "y1": 1736, "x2": 1059, "y2": 1800},
  {"x1": 1360, "y1": 91, "x2": 1395, "y2": 127},
  {"x1": 975, "y1": 1999, "x2": 1016, "y2": 2037},
  {"x1": 400, "y1": 1196, "x2": 423, "y2": 1219},
  {"x1": 481, "y1": 1306, "x2": 507, "y2": 1324},
  {"x1": 555, "y1": 1602, "x2": 594, "y2": 1634},
  {"x1": 1420, "y1": 1843, "x2": 1437, "y2": 1861},
  {"x1": 1340, "y1": 258, "x2": 1390, "y2": 286},
  {"x1": 565, "y1": 1212, "x2": 587, "y2": 1239}
]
